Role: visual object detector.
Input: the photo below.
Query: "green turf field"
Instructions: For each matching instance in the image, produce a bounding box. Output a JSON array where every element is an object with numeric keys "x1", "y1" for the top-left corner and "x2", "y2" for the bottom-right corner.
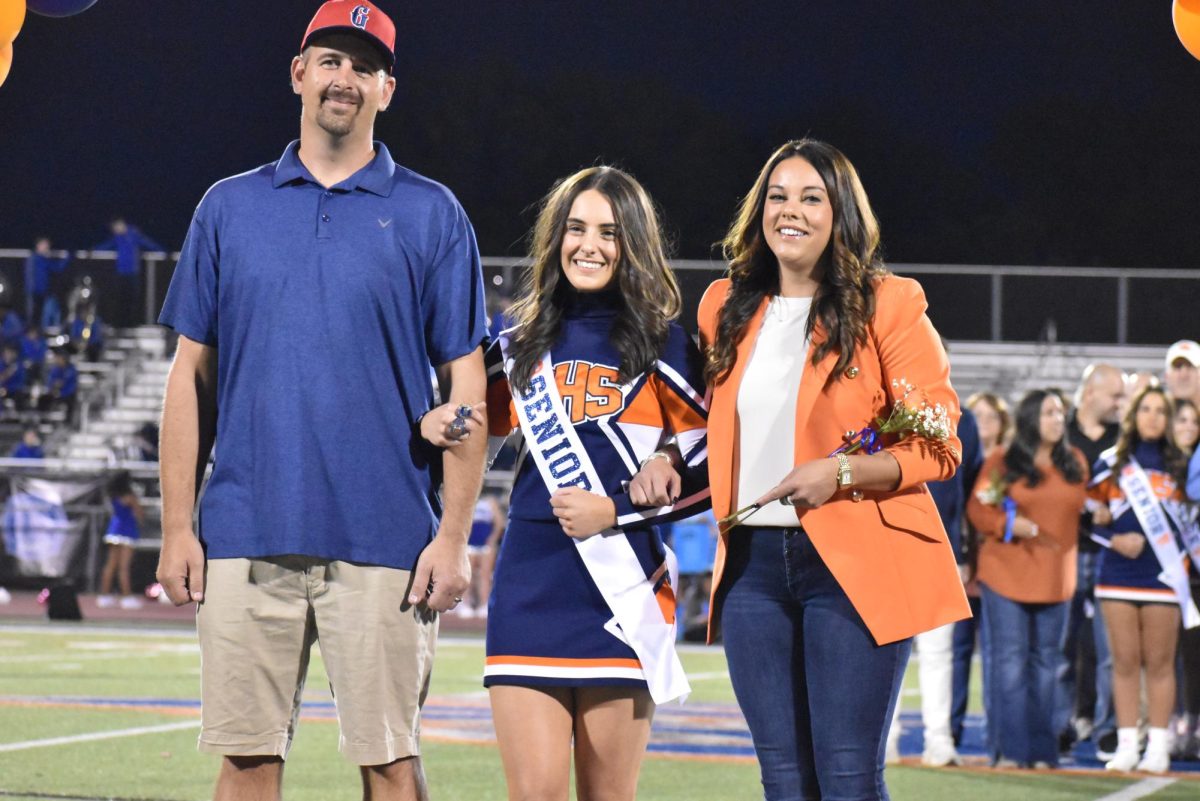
[{"x1": 0, "y1": 623, "x2": 1195, "y2": 800}]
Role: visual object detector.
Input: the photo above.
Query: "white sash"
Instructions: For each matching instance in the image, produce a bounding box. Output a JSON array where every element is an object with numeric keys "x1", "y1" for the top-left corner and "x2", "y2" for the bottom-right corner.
[
  {"x1": 1162, "y1": 500, "x2": 1200, "y2": 576},
  {"x1": 1119, "y1": 459, "x2": 1200, "y2": 628},
  {"x1": 499, "y1": 336, "x2": 690, "y2": 704}
]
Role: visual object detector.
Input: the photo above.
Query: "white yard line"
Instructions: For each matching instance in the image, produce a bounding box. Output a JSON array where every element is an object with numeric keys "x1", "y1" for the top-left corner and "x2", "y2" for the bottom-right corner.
[
  {"x1": 0, "y1": 720, "x2": 199, "y2": 753},
  {"x1": 1093, "y1": 777, "x2": 1177, "y2": 801}
]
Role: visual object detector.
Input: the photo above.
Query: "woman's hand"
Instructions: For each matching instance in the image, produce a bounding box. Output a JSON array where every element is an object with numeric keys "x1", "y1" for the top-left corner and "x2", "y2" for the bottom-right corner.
[
  {"x1": 1110, "y1": 532, "x2": 1146, "y2": 560},
  {"x1": 629, "y1": 457, "x2": 680, "y2": 507},
  {"x1": 1010, "y1": 515, "x2": 1039, "y2": 540},
  {"x1": 420, "y1": 402, "x2": 486, "y2": 447},
  {"x1": 754, "y1": 458, "x2": 839, "y2": 509},
  {"x1": 550, "y1": 488, "x2": 617, "y2": 539}
]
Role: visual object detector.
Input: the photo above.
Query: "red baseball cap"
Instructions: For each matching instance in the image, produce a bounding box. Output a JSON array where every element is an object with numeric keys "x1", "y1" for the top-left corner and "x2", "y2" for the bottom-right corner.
[{"x1": 301, "y1": 1, "x2": 396, "y2": 72}]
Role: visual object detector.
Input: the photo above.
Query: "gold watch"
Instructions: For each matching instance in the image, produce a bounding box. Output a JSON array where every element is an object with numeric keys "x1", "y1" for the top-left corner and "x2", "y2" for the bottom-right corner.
[{"x1": 834, "y1": 453, "x2": 854, "y2": 489}]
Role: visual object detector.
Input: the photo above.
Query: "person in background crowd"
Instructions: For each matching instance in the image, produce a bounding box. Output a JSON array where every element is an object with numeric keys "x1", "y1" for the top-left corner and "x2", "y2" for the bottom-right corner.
[
  {"x1": 967, "y1": 389, "x2": 1088, "y2": 769},
  {"x1": 967, "y1": 392, "x2": 1010, "y2": 454},
  {"x1": 92, "y1": 217, "x2": 165, "y2": 328},
  {"x1": 10, "y1": 428, "x2": 44, "y2": 459},
  {"x1": 43, "y1": 349, "x2": 78, "y2": 421},
  {"x1": 1124, "y1": 372, "x2": 1160, "y2": 417},
  {"x1": 0, "y1": 344, "x2": 28, "y2": 408},
  {"x1": 1171, "y1": 396, "x2": 1200, "y2": 761},
  {"x1": 460, "y1": 491, "x2": 504, "y2": 619},
  {"x1": 1174, "y1": 398, "x2": 1199, "y2": 455},
  {"x1": 888, "y1": 399, "x2": 982, "y2": 766},
  {"x1": 0, "y1": 305, "x2": 23, "y2": 349},
  {"x1": 96, "y1": 471, "x2": 145, "y2": 610},
  {"x1": 1090, "y1": 385, "x2": 1191, "y2": 774},
  {"x1": 20, "y1": 324, "x2": 47, "y2": 383},
  {"x1": 1165, "y1": 340, "x2": 1200, "y2": 406},
  {"x1": 40, "y1": 296, "x2": 63, "y2": 331},
  {"x1": 23, "y1": 237, "x2": 70, "y2": 325},
  {"x1": 68, "y1": 303, "x2": 105, "y2": 362},
  {"x1": 951, "y1": 391, "x2": 1013, "y2": 746},
  {"x1": 1059, "y1": 364, "x2": 1125, "y2": 759}
]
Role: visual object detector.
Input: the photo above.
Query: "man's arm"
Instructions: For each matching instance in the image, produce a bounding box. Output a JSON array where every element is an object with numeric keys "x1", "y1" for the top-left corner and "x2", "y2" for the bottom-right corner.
[
  {"x1": 156, "y1": 336, "x2": 217, "y2": 606},
  {"x1": 408, "y1": 346, "x2": 487, "y2": 612}
]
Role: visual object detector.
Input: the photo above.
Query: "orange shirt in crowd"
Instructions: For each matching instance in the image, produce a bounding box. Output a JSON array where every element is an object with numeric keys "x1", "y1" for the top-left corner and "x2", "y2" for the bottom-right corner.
[{"x1": 966, "y1": 447, "x2": 1089, "y2": 604}]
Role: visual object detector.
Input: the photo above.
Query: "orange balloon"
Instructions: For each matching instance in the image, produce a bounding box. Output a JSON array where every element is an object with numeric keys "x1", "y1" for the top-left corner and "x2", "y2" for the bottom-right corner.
[
  {"x1": 0, "y1": 41, "x2": 11, "y2": 89},
  {"x1": 1176, "y1": 0, "x2": 1200, "y2": 60},
  {"x1": 0, "y1": 0, "x2": 26, "y2": 46}
]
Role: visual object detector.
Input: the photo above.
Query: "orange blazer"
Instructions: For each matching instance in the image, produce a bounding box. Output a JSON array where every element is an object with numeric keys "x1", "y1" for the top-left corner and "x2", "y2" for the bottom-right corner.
[{"x1": 699, "y1": 275, "x2": 971, "y2": 645}]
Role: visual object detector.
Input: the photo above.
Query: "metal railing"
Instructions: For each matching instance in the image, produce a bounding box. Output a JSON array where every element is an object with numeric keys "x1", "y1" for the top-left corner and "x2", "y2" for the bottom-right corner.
[{"x1": 2, "y1": 249, "x2": 1196, "y2": 345}]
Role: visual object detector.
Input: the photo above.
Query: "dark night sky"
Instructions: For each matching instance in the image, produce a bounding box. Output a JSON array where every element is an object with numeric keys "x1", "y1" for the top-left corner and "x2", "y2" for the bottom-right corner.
[{"x1": 3, "y1": 1, "x2": 1199, "y2": 270}]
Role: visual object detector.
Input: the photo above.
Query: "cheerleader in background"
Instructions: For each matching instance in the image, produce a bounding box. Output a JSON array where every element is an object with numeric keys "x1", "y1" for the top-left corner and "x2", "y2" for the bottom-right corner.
[
  {"x1": 96, "y1": 471, "x2": 145, "y2": 609},
  {"x1": 1090, "y1": 386, "x2": 1193, "y2": 773}
]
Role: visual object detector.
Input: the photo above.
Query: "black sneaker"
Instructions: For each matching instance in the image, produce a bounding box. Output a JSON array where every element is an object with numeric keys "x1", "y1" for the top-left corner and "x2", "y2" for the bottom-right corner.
[
  {"x1": 1058, "y1": 727, "x2": 1077, "y2": 756},
  {"x1": 1095, "y1": 731, "x2": 1118, "y2": 761}
]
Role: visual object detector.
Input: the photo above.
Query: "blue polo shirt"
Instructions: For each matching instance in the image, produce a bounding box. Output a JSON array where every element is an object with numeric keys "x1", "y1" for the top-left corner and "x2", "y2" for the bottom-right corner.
[{"x1": 159, "y1": 141, "x2": 487, "y2": 570}]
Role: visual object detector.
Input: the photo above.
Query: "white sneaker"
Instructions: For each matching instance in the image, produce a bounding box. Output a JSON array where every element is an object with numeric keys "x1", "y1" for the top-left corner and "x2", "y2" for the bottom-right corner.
[
  {"x1": 1136, "y1": 748, "x2": 1170, "y2": 774},
  {"x1": 1105, "y1": 749, "x2": 1141, "y2": 772},
  {"x1": 0, "y1": 587, "x2": 11, "y2": 604},
  {"x1": 922, "y1": 737, "x2": 962, "y2": 767},
  {"x1": 119, "y1": 596, "x2": 143, "y2": 610},
  {"x1": 96, "y1": 594, "x2": 116, "y2": 608},
  {"x1": 457, "y1": 604, "x2": 475, "y2": 619},
  {"x1": 475, "y1": 604, "x2": 488, "y2": 619}
]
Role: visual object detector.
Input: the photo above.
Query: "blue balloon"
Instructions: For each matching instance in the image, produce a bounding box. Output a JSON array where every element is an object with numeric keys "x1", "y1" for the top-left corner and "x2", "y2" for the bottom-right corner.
[{"x1": 27, "y1": 0, "x2": 101, "y2": 18}]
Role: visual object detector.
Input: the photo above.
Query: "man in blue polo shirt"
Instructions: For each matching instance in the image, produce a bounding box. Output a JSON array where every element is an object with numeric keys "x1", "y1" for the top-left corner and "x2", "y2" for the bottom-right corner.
[{"x1": 156, "y1": 3, "x2": 487, "y2": 799}]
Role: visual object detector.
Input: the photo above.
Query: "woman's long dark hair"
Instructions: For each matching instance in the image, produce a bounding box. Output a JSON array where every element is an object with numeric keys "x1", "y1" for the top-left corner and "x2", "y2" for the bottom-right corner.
[
  {"x1": 1113, "y1": 385, "x2": 1188, "y2": 481},
  {"x1": 705, "y1": 139, "x2": 888, "y2": 385},
  {"x1": 1003, "y1": 389, "x2": 1084, "y2": 487},
  {"x1": 505, "y1": 167, "x2": 680, "y2": 393}
]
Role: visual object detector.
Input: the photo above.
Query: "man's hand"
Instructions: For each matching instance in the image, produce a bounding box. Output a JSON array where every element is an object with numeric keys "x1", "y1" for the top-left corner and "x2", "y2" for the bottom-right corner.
[
  {"x1": 629, "y1": 457, "x2": 680, "y2": 507},
  {"x1": 550, "y1": 488, "x2": 616, "y2": 539},
  {"x1": 156, "y1": 530, "x2": 206, "y2": 606},
  {"x1": 408, "y1": 534, "x2": 470, "y2": 612},
  {"x1": 420, "y1": 401, "x2": 486, "y2": 448},
  {"x1": 754, "y1": 458, "x2": 839, "y2": 509}
]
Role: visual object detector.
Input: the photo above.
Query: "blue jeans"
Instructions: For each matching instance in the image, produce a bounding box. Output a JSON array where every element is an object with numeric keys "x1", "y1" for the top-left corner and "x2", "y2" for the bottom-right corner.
[
  {"x1": 720, "y1": 527, "x2": 911, "y2": 801},
  {"x1": 1055, "y1": 550, "x2": 1099, "y2": 737},
  {"x1": 980, "y1": 584, "x2": 1068, "y2": 765},
  {"x1": 950, "y1": 594, "x2": 983, "y2": 745},
  {"x1": 1091, "y1": 596, "x2": 1116, "y2": 743}
]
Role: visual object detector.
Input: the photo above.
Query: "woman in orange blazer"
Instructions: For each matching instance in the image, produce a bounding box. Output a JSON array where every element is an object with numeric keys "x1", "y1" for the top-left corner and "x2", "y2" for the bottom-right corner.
[{"x1": 641, "y1": 140, "x2": 969, "y2": 800}]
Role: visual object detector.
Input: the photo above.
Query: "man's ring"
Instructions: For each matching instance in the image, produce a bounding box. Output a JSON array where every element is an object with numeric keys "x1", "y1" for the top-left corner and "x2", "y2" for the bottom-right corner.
[
  {"x1": 779, "y1": 496, "x2": 793, "y2": 506},
  {"x1": 455, "y1": 404, "x2": 473, "y2": 419},
  {"x1": 449, "y1": 418, "x2": 468, "y2": 438}
]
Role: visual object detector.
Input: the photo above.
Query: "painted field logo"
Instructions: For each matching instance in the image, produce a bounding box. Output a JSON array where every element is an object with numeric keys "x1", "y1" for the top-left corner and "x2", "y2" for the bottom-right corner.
[{"x1": 351, "y1": 5, "x2": 371, "y2": 28}]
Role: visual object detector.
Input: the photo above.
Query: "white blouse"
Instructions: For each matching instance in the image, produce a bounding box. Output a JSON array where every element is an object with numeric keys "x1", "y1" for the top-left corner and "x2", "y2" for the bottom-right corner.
[{"x1": 736, "y1": 295, "x2": 812, "y2": 527}]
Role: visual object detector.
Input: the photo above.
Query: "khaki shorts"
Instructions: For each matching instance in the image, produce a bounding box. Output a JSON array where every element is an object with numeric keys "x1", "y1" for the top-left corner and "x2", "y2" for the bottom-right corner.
[{"x1": 196, "y1": 556, "x2": 437, "y2": 765}]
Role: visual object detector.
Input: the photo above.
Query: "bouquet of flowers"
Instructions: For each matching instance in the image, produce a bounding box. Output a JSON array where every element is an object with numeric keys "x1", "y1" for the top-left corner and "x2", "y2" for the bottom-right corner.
[{"x1": 719, "y1": 379, "x2": 953, "y2": 529}]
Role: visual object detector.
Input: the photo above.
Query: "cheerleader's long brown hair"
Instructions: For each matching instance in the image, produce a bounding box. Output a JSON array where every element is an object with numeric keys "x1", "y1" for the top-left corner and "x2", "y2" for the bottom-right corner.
[
  {"x1": 505, "y1": 167, "x2": 681, "y2": 393},
  {"x1": 705, "y1": 139, "x2": 888, "y2": 385}
]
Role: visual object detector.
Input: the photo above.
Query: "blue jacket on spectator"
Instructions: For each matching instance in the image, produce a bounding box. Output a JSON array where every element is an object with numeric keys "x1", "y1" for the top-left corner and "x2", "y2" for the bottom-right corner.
[
  {"x1": 94, "y1": 225, "x2": 165, "y2": 277},
  {"x1": 928, "y1": 404, "x2": 983, "y2": 563},
  {"x1": 48, "y1": 362, "x2": 77, "y2": 398}
]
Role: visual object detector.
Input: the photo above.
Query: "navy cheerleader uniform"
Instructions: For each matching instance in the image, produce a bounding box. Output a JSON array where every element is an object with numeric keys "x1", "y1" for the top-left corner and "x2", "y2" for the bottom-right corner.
[
  {"x1": 104, "y1": 497, "x2": 140, "y2": 546},
  {"x1": 483, "y1": 288, "x2": 710, "y2": 691},
  {"x1": 1091, "y1": 442, "x2": 1187, "y2": 604}
]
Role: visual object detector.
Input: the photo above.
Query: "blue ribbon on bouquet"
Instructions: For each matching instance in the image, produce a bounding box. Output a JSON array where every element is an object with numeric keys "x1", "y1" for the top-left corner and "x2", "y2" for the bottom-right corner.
[
  {"x1": 828, "y1": 426, "x2": 882, "y2": 457},
  {"x1": 1002, "y1": 497, "x2": 1017, "y2": 543}
]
